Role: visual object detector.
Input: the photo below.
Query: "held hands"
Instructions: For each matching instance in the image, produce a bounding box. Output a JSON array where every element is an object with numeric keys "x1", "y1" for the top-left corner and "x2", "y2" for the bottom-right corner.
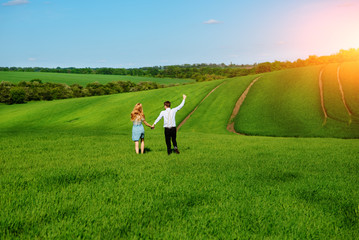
[
  {"x1": 183, "y1": 94, "x2": 187, "y2": 100},
  {"x1": 151, "y1": 124, "x2": 155, "y2": 129}
]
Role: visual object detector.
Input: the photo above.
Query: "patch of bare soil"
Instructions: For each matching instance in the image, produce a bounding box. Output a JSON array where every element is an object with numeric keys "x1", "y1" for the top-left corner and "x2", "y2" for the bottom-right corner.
[{"x1": 227, "y1": 77, "x2": 260, "y2": 134}]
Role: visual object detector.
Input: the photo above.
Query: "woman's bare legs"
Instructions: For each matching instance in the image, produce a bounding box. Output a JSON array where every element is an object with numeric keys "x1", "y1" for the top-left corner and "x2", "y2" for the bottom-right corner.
[
  {"x1": 135, "y1": 141, "x2": 139, "y2": 154},
  {"x1": 141, "y1": 138, "x2": 145, "y2": 154}
]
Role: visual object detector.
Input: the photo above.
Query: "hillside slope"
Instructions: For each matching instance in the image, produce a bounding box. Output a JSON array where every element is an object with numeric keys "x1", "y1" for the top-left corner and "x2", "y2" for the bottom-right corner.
[
  {"x1": 0, "y1": 80, "x2": 221, "y2": 133},
  {"x1": 179, "y1": 75, "x2": 258, "y2": 134},
  {"x1": 234, "y1": 64, "x2": 359, "y2": 138}
]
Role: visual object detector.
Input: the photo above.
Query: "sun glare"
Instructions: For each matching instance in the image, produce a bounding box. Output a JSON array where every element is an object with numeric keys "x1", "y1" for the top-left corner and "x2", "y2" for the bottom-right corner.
[{"x1": 294, "y1": 2, "x2": 359, "y2": 56}]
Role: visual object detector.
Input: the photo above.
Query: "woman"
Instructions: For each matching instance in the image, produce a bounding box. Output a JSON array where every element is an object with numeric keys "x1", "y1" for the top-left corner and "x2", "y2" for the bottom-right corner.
[{"x1": 131, "y1": 103, "x2": 152, "y2": 154}]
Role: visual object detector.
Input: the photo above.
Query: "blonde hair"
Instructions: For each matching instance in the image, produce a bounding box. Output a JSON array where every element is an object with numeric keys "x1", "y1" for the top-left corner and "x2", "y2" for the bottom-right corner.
[{"x1": 131, "y1": 103, "x2": 145, "y2": 121}]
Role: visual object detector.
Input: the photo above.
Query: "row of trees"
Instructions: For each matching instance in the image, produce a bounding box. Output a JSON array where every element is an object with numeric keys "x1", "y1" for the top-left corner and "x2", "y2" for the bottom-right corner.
[
  {"x1": 0, "y1": 79, "x2": 169, "y2": 105},
  {"x1": 0, "y1": 65, "x2": 252, "y2": 81},
  {"x1": 1, "y1": 48, "x2": 358, "y2": 80},
  {"x1": 254, "y1": 48, "x2": 359, "y2": 73}
]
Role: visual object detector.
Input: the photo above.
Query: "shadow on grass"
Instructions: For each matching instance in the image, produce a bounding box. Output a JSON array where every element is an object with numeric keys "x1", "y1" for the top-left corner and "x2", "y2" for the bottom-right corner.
[
  {"x1": 133, "y1": 147, "x2": 152, "y2": 154},
  {"x1": 295, "y1": 188, "x2": 359, "y2": 229},
  {"x1": 254, "y1": 170, "x2": 301, "y2": 184},
  {"x1": 37, "y1": 168, "x2": 119, "y2": 189}
]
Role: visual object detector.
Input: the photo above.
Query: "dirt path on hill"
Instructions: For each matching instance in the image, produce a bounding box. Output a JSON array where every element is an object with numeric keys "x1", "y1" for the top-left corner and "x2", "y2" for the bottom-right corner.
[
  {"x1": 177, "y1": 81, "x2": 227, "y2": 130},
  {"x1": 227, "y1": 77, "x2": 260, "y2": 134},
  {"x1": 319, "y1": 68, "x2": 328, "y2": 125},
  {"x1": 337, "y1": 65, "x2": 353, "y2": 122}
]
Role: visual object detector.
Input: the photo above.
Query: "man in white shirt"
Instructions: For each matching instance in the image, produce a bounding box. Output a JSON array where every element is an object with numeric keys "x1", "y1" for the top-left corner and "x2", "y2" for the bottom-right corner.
[{"x1": 152, "y1": 94, "x2": 187, "y2": 155}]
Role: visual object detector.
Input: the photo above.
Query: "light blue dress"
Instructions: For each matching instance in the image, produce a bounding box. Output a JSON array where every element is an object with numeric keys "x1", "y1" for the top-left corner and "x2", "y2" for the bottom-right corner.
[{"x1": 132, "y1": 118, "x2": 145, "y2": 141}]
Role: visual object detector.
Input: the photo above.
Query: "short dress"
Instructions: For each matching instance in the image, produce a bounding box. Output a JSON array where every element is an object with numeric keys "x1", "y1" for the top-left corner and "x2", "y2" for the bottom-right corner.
[{"x1": 132, "y1": 117, "x2": 145, "y2": 141}]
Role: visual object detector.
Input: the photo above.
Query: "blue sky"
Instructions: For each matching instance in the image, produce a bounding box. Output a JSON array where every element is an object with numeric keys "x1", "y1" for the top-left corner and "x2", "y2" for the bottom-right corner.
[{"x1": 1, "y1": 0, "x2": 358, "y2": 68}]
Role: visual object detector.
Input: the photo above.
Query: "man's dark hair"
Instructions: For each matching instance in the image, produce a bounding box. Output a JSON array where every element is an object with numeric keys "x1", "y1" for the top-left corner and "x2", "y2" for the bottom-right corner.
[{"x1": 164, "y1": 101, "x2": 171, "y2": 108}]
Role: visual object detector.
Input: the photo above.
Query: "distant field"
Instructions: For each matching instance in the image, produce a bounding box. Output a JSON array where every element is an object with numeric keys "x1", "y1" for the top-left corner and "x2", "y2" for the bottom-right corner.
[
  {"x1": 234, "y1": 63, "x2": 359, "y2": 138},
  {"x1": 0, "y1": 71, "x2": 194, "y2": 86}
]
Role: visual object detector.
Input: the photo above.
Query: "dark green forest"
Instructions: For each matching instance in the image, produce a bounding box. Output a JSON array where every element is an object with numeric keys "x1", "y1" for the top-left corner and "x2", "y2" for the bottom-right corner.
[{"x1": 0, "y1": 80, "x2": 166, "y2": 105}]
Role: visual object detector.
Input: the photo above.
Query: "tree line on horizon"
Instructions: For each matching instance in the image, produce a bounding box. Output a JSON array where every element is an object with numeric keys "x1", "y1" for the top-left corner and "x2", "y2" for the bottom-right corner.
[
  {"x1": 1, "y1": 48, "x2": 358, "y2": 81},
  {"x1": 1, "y1": 48, "x2": 359, "y2": 105},
  {"x1": 0, "y1": 80, "x2": 170, "y2": 105}
]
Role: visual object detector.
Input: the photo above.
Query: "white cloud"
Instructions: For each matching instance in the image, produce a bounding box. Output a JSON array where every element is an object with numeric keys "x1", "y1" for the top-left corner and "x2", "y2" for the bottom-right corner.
[
  {"x1": 3, "y1": 0, "x2": 29, "y2": 6},
  {"x1": 203, "y1": 19, "x2": 221, "y2": 24},
  {"x1": 28, "y1": 58, "x2": 36, "y2": 61}
]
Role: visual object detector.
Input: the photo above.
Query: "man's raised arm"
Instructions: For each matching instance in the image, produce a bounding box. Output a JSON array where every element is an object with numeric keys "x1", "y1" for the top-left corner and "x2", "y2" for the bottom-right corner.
[{"x1": 173, "y1": 94, "x2": 187, "y2": 112}]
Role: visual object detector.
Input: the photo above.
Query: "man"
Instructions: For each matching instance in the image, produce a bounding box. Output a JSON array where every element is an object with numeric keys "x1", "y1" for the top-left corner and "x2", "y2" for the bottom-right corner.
[{"x1": 152, "y1": 94, "x2": 186, "y2": 155}]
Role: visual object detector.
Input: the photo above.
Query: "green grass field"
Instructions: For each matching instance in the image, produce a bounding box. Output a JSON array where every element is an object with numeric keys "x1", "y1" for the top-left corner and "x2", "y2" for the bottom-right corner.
[
  {"x1": 234, "y1": 64, "x2": 359, "y2": 138},
  {"x1": 180, "y1": 75, "x2": 257, "y2": 134},
  {"x1": 0, "y1": 71, "x2": 194, "y2": 86},
  {"x1": 322, "y1": 63, "x2": 351, "y2": 123},
  {"x1": 1, "y1": 69, "x2": 359, "y2": 238},
  {"x1": 340, "y1": 61, "x2": 359, "y2": 119}
]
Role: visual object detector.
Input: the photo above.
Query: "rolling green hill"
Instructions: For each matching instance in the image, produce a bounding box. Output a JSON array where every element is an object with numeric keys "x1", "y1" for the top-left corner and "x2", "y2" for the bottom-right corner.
[
  {"x1": 339, "y1": 61, "x2": 359, "y2": 119},
  {"x1": 234, "y1": 63, "x2": 359, "y2": 138},
  {"x1": 1, "y1": 68, "x2": 358, "y2": 238},
  {"x1": 179, "y1": 75, "x2": 257, "y2": 134},
  {"x1": 322, "y1": 63, "x2": 351, "y2": 123},
  {"x1": 0, "y1": 71, "x2": 194, "y2": 86},
  {"x1": 0, "y1": 80, "x2": 220, "y2": 133}
]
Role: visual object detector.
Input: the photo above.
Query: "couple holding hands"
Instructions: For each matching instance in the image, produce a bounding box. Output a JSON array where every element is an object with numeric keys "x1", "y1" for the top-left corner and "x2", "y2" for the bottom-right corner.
[{"x1": 130, "y1": 94, "x2": 187, "y2": 155}]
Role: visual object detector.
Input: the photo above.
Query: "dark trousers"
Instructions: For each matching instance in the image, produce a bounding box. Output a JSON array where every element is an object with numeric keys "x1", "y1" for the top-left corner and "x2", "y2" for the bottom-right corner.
[{"x1": 164, "y1": 127, "x2": 177, "y2": 154}]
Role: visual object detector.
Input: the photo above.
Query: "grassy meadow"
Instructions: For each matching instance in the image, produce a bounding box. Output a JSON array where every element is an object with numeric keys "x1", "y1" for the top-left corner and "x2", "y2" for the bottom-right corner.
[
  {"x1": 180, "y1": 75, "x2": 257, "y2": 134},
  {"x1": 1, "y1": 69, "x2": 359, "y2": 238},
  {"x1": 322, "y1": 63, "x2": 351, "y2": 123},
  {"x1": 234, "y1": 63, "x2": 359, "y2": 138},
  {"x1": 340, "y1": 61, "x2": 359, "y2": 119},
  {"x1": 0, "y1": 71, "x2": 194, "y2": 86}
]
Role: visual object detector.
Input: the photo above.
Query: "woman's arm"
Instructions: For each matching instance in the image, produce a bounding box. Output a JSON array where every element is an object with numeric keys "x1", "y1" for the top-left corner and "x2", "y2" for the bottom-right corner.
[{"x1": 143, "y1": 120, "x2": 152, "y2": 128}]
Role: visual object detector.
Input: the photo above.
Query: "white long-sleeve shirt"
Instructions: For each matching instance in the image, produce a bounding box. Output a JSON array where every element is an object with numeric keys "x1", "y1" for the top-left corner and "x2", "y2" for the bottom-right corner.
[{"x1": 153, "y1": 99, "x2": 185, "y2": 128}]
